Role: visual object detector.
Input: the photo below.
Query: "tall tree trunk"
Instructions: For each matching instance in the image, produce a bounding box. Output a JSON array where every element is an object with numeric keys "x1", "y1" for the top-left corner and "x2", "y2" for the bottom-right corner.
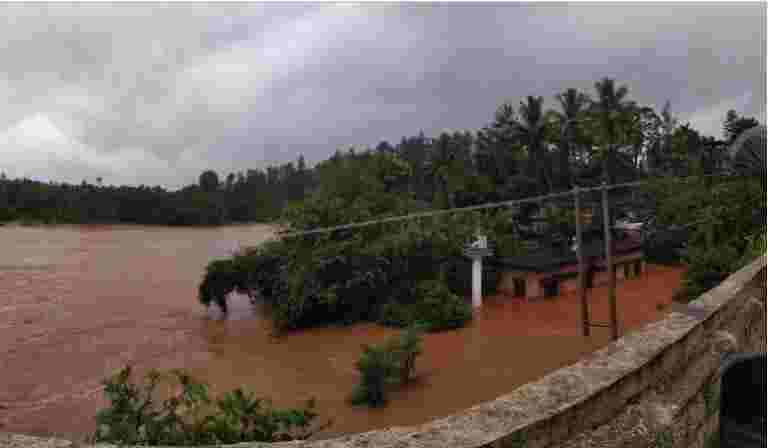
[
  {"x1": 527, "y1": 148, "x2": 538, "y2": 183},
  {"x1": 559, "y1": 139, "x2": 571, "y2": 191}
]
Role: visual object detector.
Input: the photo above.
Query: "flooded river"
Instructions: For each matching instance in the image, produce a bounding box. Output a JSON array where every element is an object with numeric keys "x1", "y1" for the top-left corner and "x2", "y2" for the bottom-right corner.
[{"x1": 0, "y1": 224, "x2": 683, "y2": 441}]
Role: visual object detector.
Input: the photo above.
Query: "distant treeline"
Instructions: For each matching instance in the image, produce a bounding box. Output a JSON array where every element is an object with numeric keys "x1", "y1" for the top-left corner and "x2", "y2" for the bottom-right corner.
[
  {"x1": 0, "y1": 78, "x2": 760, "y2": 226},
  {"x1": 0, "y1": 159, "x2": 312, "y2": 226}
]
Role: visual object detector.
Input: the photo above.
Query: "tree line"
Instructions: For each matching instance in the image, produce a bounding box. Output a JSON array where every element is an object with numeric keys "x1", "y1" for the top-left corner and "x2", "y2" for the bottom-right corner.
[
  {"x1": 0, "y1": 158, "x2": 311, "y2": 226},
  {"x1": 1, "y1": 77, "x2": 760, "y2": 227}
]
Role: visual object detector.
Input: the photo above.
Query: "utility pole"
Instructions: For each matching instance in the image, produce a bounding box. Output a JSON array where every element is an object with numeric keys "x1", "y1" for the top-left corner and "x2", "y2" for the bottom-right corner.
[
  {"x1": 602, "y1": 182, "x2": 619, "y2": 340},
  {"x1": 464, "y1": 233, "x2": 492, "y2": 311},
  {"x1": 574, "y1": 186, "x2": 590, "y2": 337}
]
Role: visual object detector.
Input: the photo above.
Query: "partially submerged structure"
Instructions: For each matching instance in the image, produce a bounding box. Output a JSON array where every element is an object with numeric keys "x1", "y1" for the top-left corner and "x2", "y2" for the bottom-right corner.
[{"x1": 494, "y1": 228, "x2": 644, "y2": 300}]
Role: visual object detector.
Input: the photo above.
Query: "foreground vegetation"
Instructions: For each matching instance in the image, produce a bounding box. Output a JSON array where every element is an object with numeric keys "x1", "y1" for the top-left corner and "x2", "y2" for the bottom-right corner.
[
  {"x1": 92, "y1": 365, "x2": 329, "y2": 445},
  {"x1": 91, "y1": 329, "x2": 426, "y2": 443}
]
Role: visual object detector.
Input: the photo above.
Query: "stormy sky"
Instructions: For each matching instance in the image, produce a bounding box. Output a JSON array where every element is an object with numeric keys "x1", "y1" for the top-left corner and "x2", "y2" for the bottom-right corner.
[{"x1": 0, "y1": 2, "x2": 765, "y2": 189}]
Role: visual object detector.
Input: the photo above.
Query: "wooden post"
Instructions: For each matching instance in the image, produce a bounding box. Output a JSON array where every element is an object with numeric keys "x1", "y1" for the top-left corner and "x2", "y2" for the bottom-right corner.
[
  {"x1": 574, "y1": 186, "x2": 590, "y2": 337},
  {"x1": 602, "y1": 182, "x2": 619, "y2": 340}
]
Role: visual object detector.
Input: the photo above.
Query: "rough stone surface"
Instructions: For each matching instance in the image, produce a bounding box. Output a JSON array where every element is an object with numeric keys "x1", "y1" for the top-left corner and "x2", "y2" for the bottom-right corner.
[
  {"x1": 0, "y1": 434, "x2": 74, "y2": 448},
  {"x1": 3, "y1": 256, "x2": 765, "y2": 448}
]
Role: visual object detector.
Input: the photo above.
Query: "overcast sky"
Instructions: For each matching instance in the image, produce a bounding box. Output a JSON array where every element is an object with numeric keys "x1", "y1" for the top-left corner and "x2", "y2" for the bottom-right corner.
[{"x1": 0, "y1": 2, "x2": 765, "y2": 189}]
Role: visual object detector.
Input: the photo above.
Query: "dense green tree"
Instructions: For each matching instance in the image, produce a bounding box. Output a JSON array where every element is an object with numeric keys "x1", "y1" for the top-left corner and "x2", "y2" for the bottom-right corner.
[{"x1": 647, "y1": 175, "x2": 765, "y2": 301}]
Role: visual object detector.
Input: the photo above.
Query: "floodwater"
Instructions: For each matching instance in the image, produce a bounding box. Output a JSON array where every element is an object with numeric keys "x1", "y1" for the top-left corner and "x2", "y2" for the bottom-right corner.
[{"x1": 0, "y1": 224, "x2": 684, "y2": 441}]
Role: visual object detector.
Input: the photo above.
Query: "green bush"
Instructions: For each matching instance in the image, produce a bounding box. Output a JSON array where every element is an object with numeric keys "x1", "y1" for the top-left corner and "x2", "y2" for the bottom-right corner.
[
  {"x1": 412, "y1": 280, "x2": 473, "y2": 331},
  {"x1": 92, "y1": 365, "x2": 328, "y2": 445},
  {"x1": 675, "y1": 227, "x2": 765, "y2": 302},
  {"x1": 648, "y1": 176, "x2": 766, "y2": 303},
  {"x1": 350, "y1": 325, "x2": 425, "y2": 407},
  {"x1": 673, "y1": 244, "x2": 741, "y2": 302},
  {"x1": 378, "y1": 280, "x2": 472, "y2": 331},
  {"x1": 349, "y1": 344, "x2": 399, "y2": 407}
]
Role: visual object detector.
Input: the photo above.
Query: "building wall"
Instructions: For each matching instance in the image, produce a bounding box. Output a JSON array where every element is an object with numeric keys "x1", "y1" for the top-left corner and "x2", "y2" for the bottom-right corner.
[
  {"x1": 498, "y1": 252, "x2": 645, "y2": 300},
  {"x1": 6, "y1": 256, "x2": 766, "y2": 448}
]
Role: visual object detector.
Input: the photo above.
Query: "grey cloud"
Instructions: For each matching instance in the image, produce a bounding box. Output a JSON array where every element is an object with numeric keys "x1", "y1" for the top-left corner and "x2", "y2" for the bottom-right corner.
[{"x1": 0, "y1": 2, "x2": 764, "y2": 188}]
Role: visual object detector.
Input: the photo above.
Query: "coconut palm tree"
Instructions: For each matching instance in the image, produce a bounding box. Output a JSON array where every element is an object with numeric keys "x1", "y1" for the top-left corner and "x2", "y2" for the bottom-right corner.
[
  {"x1": 590, "y1": 78, "x2": 637, "y2": 185},
  {"x1": 479, "y1": 102, "x2": 524, "y2": 186},
  {"x1": 727, "y1": 124, "x2": 766, "y2": 178},
  {"x1": 651, "y1": 100, "x2": 677, "y2": 175},
  {"x1": 427, "y1": 132, "x2": 457, "y2": 208},
  {"x1": 553, "y1": 88, "x2": 590, "y2": 190},
  {"x1": 514, "y1": 96, "x2": 552, "y2": 193}
]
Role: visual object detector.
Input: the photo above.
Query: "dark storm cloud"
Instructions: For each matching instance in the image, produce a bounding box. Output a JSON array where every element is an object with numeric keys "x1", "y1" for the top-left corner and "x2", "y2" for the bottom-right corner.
[{"x1": 0, "y1": 2, "x2": 764, "y2": 188}]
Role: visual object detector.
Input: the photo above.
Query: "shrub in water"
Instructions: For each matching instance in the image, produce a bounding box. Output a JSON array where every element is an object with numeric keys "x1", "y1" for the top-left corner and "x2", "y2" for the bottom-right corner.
[
  {"x1": 413, "y1": 280, "x2": 473, "y2": 331},
  {"x1": 198, "y1": 241, "x2": 289, "y2": 313},
  {"x1": 378, "y1": 280, "x2": 473, "y2": 331},
  {"x1": 349, "y1": 344, "x2": 399, "y2": 407},
  {"x1": 350, "y1": 325, "x2": 425, "y2": 407},
  {"x1": 92, "y1": 365, "x2": 328, "y2": 445},
  {"x1": 198, "y1": 259, "x2": 240, "y2": 312},
  {"x1": 385, "y1": 324, "x2": 425, "y2": 385}
]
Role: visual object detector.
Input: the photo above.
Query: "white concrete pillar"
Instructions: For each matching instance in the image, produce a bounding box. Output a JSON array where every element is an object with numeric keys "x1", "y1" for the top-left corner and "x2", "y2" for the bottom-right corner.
[{"x1": 472, "y1": 257, "x2": 483, "y2": 309}]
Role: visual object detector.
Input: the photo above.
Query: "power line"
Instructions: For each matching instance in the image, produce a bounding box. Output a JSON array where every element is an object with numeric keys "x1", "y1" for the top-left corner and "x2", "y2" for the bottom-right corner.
[{"x1": 276, "y1": 174, "x2": 729, "y2": 239}]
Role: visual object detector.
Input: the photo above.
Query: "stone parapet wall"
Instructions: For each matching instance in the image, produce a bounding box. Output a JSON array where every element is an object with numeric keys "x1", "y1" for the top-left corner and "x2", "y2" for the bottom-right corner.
[{"x1": 3, "y1": 256, "x2": 765, "y2": 448}]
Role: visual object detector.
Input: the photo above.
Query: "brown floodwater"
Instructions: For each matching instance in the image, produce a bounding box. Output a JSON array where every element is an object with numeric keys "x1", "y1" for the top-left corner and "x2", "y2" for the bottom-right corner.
[{"x1": 0, "y1": 224, "x2": 684, "y2": 441}]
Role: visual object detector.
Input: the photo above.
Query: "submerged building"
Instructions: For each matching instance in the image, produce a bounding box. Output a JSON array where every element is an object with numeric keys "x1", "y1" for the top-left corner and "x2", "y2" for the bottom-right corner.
[{"x1": 494, "y1": 228, "x2": 644, "y2": 300}]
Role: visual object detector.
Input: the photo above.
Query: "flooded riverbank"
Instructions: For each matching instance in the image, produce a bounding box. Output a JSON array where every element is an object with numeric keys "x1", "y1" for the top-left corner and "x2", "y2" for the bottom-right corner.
[{"x1": 0, "y1": 224, "x2": 683, "y2": 441}]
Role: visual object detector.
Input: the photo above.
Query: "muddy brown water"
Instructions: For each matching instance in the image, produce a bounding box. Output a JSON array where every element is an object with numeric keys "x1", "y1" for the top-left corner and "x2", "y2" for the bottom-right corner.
[{"x1": 0, "y1": 224, "x2": 684, "y2": 441}]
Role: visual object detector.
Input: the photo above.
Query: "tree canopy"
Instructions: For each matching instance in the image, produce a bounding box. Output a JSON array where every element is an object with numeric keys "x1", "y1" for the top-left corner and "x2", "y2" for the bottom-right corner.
[{"x1": 2, "y1": 77, "x2": 760, "y2": 231}]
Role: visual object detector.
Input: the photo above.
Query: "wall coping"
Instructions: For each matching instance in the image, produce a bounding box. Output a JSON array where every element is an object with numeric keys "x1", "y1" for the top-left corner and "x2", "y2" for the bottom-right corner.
[{"x1": 4, "y1": 255, "x2": 766, "y2": 448}]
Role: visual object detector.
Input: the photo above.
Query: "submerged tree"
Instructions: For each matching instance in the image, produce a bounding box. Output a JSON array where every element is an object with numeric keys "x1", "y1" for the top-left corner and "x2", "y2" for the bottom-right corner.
[{"x1": 350, "y1": 325, "x2": 425, "y2": 407}]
